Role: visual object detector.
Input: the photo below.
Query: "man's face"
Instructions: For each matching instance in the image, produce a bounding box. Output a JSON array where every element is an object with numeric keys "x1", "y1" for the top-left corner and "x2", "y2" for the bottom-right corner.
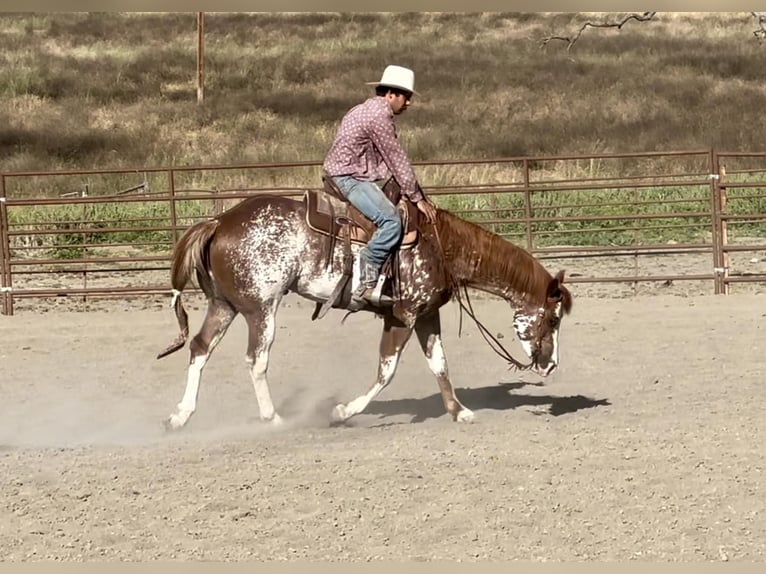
[{"x1": 386, "y1": 90, "x2": 413, "y2": 115}]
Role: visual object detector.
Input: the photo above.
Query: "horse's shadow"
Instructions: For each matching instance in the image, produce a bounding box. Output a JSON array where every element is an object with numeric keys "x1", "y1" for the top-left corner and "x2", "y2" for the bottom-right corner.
[{"x1": 364, "y1": 382, "x2": 610, "y2": 424}]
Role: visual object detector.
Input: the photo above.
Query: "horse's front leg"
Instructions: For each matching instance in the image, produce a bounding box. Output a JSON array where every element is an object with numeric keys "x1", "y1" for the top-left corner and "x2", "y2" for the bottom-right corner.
[
  {"x1": 414, "y1": 311, "x2": 474, "y2": 422},
  {"x1": 330, "y1": 315, "x2": 413, "y2": 424}
]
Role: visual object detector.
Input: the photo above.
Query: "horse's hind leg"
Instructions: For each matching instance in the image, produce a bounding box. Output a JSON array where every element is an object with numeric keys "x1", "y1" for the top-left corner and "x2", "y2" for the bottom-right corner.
[
  {"x1": 243, "y1": 297, "x2": 284, "y2": 425},
  {"x1": 330, "y1": 315, "x2": 413, "y2": 424},
  {"x1": 414, "y1": 311, "x2": 474, "y2": 423},
  {"x1": 166, "y1": 298, "x2": 237, "y2": 430}
]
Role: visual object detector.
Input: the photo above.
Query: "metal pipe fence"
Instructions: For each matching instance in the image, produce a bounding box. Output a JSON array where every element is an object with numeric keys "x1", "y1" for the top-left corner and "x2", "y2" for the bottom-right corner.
[{"x1": 1, "y1": 148, "x2": 765, "y2": 315}]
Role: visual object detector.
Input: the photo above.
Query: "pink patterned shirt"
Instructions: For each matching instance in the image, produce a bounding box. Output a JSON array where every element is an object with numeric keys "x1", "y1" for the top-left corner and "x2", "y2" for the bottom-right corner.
[{"x1": 323, "y1": 96, "x2": 424, "y2": 203}]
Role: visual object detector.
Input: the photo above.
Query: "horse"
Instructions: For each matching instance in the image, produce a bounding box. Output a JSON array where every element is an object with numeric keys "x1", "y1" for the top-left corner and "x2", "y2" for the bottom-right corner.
[{"x1": 156, "y1": 181, "x2": 573, "y2": 430}]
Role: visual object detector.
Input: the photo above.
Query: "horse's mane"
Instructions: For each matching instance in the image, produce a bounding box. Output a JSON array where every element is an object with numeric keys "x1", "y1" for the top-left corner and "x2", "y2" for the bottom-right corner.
[{"x1": 435, "y1": 209, "x2": 565, "y2": 308}]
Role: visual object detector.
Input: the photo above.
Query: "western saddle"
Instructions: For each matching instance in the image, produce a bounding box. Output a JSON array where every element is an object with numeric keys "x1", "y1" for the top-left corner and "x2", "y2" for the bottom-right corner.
[{"x1": 303, "y1": 175, "x2": 421, "y2": 319}]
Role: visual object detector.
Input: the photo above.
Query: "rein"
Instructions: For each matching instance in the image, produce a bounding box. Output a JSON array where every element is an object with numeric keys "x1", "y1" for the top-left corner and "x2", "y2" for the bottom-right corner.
[{"x1": 431, "y1": 219, "x2": 533, "y2": 372}]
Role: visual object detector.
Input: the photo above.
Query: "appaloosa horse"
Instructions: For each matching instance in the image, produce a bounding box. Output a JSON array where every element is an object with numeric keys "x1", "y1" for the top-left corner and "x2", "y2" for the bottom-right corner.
[{"x1": 157, "y1": 185, "x2": 573, "y2": 429}]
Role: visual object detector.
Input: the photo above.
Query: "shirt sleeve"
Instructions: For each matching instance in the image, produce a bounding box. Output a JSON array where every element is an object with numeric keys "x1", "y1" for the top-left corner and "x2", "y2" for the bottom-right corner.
[{"x1": 367, "y1": 108, "x2": 424, "y2": 204}]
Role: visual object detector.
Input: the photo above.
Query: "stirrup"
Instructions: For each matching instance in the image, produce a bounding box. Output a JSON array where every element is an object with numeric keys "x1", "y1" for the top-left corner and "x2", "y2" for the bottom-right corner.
[{"x1": 353, "y1": 274, "x2": 394, "y2": 306}]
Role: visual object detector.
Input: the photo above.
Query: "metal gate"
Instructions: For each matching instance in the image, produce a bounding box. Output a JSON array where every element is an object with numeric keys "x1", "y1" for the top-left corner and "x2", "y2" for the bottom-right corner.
[{"x1": 2, "y1": 149, "x2": 765, "y2": 315}]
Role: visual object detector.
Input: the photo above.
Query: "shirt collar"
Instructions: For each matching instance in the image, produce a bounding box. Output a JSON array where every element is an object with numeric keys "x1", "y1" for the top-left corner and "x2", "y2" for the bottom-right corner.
[{"x1": 373, "y1": 95, "x2": 394, "y2": 118}]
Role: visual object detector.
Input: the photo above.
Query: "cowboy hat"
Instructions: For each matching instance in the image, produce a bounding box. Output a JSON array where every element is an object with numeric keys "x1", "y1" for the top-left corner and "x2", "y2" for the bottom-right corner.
[{"x1": 366, "y1": 65, "x2": 418, "y2": 95}]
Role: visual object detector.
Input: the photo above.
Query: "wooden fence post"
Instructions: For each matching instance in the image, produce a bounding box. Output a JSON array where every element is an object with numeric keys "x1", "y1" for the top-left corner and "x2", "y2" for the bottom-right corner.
[
  {"x1": 718, "y1": 163, "x2": 730, "y2": 295},
  {"x1": 522, "y1": 158, "x2": 533, "y2": 252},
  {"x1": 0, "y1": 173, "x2": 13, "y2": 315},
  {"x1": 168, "y1": 169, "x2": 179, "y2": 246},
  {"x1": 197, "y1": 12, "x2": 205, "y2": 104}
]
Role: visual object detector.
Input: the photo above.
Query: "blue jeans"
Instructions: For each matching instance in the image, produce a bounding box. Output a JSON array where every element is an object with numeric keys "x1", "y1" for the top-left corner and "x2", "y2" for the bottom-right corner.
[{"x1": 331, "y1": 175, "x2": 403, "y2": 270}]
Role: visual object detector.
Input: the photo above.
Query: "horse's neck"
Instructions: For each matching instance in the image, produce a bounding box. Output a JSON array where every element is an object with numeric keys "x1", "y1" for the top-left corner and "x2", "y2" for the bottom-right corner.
[{"x1": 436, "y1": 211, "x2": 548, "y2": 306}]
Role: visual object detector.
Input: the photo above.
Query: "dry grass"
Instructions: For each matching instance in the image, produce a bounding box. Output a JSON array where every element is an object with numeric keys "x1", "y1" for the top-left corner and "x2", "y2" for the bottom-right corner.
[
  {"x1": 4, "y1": 12, "x2": 766, "y2": 264},
  {"x1": 0, "y1": 11, "x2": 764, "y2": 178}
]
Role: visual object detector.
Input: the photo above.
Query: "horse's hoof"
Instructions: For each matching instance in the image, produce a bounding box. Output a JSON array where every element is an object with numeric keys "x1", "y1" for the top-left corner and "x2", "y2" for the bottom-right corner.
[
  {"x1": 268, "y1": 413, "x2": 284, "y2": 427},
  {"x1": 164, "y1": 413, "x2": 187, "y2": 431},
  {"x1": 456, "y1": 408, "x2": 475, "y2": 423},
  {"x1": 330, "y1": 404, "x2": 347, "y2": 425}
]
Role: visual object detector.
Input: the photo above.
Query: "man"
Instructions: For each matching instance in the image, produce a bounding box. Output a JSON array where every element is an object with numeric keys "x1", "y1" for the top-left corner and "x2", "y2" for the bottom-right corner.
[{"x1": 323, "y1": 64, "x2": 438, "y2": 306}]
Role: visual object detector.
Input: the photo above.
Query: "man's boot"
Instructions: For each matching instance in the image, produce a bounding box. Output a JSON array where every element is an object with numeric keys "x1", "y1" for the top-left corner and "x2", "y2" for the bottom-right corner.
[{"x1": 353, "y1": 258, "x2": 394, "y2": 307}]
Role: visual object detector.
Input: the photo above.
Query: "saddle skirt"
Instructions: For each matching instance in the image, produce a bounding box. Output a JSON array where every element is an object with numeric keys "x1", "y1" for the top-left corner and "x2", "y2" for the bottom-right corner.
[{"x1": 304, "y1": 176, "x2": 420, "y2": 250}]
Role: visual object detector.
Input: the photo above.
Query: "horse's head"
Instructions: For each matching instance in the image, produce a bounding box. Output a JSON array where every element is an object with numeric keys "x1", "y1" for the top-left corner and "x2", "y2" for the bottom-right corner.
[{"x1": 512, "y1": 270, "x2": 572, "y2": 377}]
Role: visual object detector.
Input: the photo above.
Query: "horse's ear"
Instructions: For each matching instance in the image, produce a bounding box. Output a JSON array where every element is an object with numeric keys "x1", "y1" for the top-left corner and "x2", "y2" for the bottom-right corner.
[{"x1": 547, "y1": 270, "x2": 566, "y2": 301}]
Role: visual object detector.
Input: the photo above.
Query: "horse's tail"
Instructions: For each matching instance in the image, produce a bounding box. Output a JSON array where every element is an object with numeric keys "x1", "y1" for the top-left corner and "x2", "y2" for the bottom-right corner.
[{"x1": 156, "y1": 218, "x2": 220, "y2": 360}]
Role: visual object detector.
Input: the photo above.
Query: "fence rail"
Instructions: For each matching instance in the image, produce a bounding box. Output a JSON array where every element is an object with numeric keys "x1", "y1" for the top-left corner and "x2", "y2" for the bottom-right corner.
[{"x1": 1, "y1": 148, "x2": 765, "y2": 315}]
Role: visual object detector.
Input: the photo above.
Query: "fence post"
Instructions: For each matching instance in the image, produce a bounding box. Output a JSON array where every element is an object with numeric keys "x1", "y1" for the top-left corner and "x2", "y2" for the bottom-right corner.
[
  {"x1": 213, "y1": 186, "x2": 223, "y2": 216},
  {"x1": 710, "y1": 150, "x2": 730, "y2": 295},
  {"x1": 0, "y1": 173, "x2": 13, "y2": 315},
  {"x1": 709, "y1": 150, "x2": 721, "y2": 295},
  {"x1": 81, "y1": 183, "x2": 89, "y2": 305},
  {"x1": 718, "y1": 163, "x2": 730, "y2": 295},
  {"x1": 197, "y1": 12, "x2": 205, "y2": 105},
  {"x1": 522, "y1": 158, "x2": 533, "y2": 252},
  {"x1": 168, "y1": 169, "x2": 179, "y2": 246}
]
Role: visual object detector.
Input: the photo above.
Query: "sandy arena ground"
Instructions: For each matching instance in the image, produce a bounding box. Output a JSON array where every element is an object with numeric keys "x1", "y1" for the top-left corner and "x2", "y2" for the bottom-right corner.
[{"x1": 1, "y1": 274, "x2": 765, "y2": 561}]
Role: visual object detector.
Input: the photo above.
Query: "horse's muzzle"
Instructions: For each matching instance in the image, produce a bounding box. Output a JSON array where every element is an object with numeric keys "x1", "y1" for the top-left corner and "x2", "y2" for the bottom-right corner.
[{"x1": 533, "y1": 361, "x2": 557, "y2": 377}]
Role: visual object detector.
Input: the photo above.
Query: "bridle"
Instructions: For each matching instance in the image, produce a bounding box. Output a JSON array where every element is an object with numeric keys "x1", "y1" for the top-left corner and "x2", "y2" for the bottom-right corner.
[{"x1": 454, "y1": 284, "x2": 534, "y2": 371}]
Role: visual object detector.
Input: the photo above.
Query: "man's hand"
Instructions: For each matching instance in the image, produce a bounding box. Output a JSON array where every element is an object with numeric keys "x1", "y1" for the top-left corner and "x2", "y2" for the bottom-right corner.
[{"x1": 416, "y1": 198, "x2": 437, "y2": 224}]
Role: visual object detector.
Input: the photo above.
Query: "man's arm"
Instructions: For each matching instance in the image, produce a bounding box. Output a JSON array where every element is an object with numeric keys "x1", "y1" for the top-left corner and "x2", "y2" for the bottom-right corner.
[{"x1": 367, "y1": 114, "x2": 424, "y2": 204}]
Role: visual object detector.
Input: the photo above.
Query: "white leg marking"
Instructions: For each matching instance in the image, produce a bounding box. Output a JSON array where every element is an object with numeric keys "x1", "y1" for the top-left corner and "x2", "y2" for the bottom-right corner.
[
  {"x1": 247, "y1": 304, "x2": 282, "y2": 424},
  {"x1": 427, "y1": 334, "x2": 474, "y2": 423},
  {"x1": 167, "y1": 354, "x2": 207, "y2": 430},
  {"x1": 426, "y1": 334, "x2": 448, "y2": 376},
  {"x1": 248, "y1": 351, "x2": 280, "y2": 423},
  {"x1": 332, "y1": 355, "x2": 398, "y2": 423},
  {"x1": 456, "y1": 408, "x2": 475, "y2": 423}
]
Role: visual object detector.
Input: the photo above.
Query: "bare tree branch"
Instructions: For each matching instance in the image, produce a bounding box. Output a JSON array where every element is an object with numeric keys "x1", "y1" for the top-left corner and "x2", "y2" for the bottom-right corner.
[
  {"x1": 752, "y1": 12, "x2": 766, "y2": 41},
  {"x1": 540, "y1": 12, "x2": 658, "y2": 52}
]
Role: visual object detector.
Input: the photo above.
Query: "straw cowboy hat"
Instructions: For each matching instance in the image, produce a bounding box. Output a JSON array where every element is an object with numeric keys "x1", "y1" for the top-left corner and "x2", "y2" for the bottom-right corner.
[{"x1": 366, "y1": 65, "x2": 419, "y2": 95}]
